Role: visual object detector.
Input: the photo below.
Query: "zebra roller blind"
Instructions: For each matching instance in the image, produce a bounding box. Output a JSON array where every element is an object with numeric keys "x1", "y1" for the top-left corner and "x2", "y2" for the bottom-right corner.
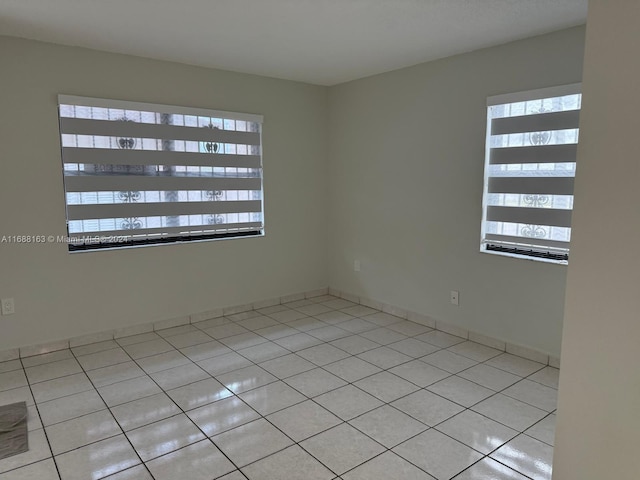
[
  {"x1": 57, "y1": 95, "x2": 264, "y2": 251},
  {"x1": 481, "y1": 84, "x2": 582, "y2": 263}
]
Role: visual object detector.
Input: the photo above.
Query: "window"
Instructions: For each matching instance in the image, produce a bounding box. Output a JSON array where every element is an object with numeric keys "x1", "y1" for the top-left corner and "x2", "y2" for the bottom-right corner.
[
  {"x1": 57, "y1": 95, "x2": 264, "y2": 251},
  {"x1": 480, "y1": 84, "x2": 582, "y2": 264}
]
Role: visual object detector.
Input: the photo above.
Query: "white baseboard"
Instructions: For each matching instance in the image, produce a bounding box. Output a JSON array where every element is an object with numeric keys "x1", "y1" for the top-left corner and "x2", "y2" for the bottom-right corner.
[
  {"x1": 0, "y1": 285, "x2": 558, "y2": 368},
  {"x1": 0, "y1": 287, "x2": 329, "y2": 360},
  {"x1": 330, "y1": 287, "x2": 558, "y2": 367}
]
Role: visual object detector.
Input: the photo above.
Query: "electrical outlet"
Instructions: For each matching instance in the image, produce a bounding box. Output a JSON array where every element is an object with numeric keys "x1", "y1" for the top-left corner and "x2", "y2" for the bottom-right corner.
[
  {"x1": 1, "y1": 298, "x2": 15, "y2": 315},
  {"x1": 354, "y1": 260, "x2": 361, "y2": 272},
  {"x1": 450, "y1": 290, "x2": 459, "y2": 306}
]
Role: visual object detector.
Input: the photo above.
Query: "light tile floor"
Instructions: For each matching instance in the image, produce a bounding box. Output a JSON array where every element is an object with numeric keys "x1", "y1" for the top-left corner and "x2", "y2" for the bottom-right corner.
[{"x1": 0, "y1": 295, "x2": 559, "y2": 479}]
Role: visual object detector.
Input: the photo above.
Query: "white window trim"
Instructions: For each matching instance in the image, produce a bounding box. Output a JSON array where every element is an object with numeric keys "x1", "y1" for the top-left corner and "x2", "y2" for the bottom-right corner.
[{"x1": 480, "y1": 83, "x2": 582, "y2": 265}]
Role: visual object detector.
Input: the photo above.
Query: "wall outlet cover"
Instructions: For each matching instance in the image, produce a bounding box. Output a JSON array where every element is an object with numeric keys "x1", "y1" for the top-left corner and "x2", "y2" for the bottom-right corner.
[{"x1": 1, "y1": 298, "x2": 15, "y2": 315}]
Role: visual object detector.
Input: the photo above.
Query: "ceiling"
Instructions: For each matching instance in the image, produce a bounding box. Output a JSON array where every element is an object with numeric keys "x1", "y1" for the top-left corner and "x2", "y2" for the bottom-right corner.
[{"x1": 0, "y1": 0, "x2": 588, "y2": 86}]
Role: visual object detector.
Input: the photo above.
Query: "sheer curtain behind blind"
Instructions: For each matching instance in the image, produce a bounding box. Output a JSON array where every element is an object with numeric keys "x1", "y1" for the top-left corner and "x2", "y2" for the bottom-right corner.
[{"x1": 57, "y1": 95, "x2": 264, "y2": 251}]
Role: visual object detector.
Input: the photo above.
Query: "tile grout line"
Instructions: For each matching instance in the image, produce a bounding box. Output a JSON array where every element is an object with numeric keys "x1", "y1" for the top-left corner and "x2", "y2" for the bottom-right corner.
[
  {"x1": 66, "y1": 346, "x2": 160, "y2": 480},
  {"x1": 13, "y1": 356, "x2": 64, "y2": 480},
  {"x1": 106, "y1": 307, "x2": 431, "y2": 478},
  {"x1": 8, "y1": 334, "x2": 550, "y2": 437},
  {"x1": 196, "y1": 308, "x2": 544, "y2": 478},
  {"x1": 0, "y1": 296, "x2": 557, "y2": 480},
  {"x1": 452, "y1": 455, "x2": 536, "y2": 480},
  {"x1": 68, "y1": 338, "x2": 270, "y2": 479}
]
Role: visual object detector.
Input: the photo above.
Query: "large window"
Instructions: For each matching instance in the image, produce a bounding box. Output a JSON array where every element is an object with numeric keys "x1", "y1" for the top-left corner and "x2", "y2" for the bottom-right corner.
[
  {"x1": 57, "y1": 95, "x2": 264, "y2": 251},
  {"x1": 480, "y1": 84, "x2": 582, "y2": 264}
]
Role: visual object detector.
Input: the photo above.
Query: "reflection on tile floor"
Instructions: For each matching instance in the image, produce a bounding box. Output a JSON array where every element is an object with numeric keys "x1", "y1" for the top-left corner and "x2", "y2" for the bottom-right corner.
[{"x1": 0, "y1": 295, "x2": 559, "y2": 479}]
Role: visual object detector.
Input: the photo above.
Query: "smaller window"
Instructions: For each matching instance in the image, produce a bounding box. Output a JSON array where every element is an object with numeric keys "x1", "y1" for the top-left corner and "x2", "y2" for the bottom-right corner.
[
  {"x1": 480, "y1": 84, "x2": 582, "y2": 264},
  {"x1": 57, "y1": 95, "x2": 264, "y2": 251}
]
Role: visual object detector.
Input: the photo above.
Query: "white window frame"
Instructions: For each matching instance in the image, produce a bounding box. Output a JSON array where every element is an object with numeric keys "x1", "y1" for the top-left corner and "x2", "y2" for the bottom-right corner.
[
  {"x1": 480, "y1": 83, "x2": 582, "y2": 264},
  {"x1": 57, "y1": 95, "x2": 264, "y2": 251}
]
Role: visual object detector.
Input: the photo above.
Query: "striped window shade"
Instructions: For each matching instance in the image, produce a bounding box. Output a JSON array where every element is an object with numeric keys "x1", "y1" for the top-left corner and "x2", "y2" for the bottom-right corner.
[
  {"x1": 57, "y1": 95, "x2": 264, "y2": 251},
  {"x1": 480, "y1": 84, "x2": 582, "y2": 263}
]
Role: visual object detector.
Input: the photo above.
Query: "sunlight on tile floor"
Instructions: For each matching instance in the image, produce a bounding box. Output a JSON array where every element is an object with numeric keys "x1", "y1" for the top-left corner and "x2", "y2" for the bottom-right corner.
[{"x1": 0, "y1": 295, "x2": 558, "y2": 479}]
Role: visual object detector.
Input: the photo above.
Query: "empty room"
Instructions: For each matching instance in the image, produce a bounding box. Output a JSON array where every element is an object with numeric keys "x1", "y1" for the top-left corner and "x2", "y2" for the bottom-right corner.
[{"x1": 0, "y1": 0, "x2": 637, "y2": 479}]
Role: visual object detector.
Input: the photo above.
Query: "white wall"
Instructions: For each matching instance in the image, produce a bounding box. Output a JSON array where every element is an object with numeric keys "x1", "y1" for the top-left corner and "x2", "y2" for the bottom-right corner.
[
  {"x1": 0, "y1": 36, "x2": 329, "y2": 350},
  {"x1": 0, "y1": 27, "x2": 590, "y2": 357},
  {"x1": 327, "y1": 27, "x2": 585, "y2": 356},
  {"x1": 553, "y1": 1, "x2": 640, "y2": 478}
]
